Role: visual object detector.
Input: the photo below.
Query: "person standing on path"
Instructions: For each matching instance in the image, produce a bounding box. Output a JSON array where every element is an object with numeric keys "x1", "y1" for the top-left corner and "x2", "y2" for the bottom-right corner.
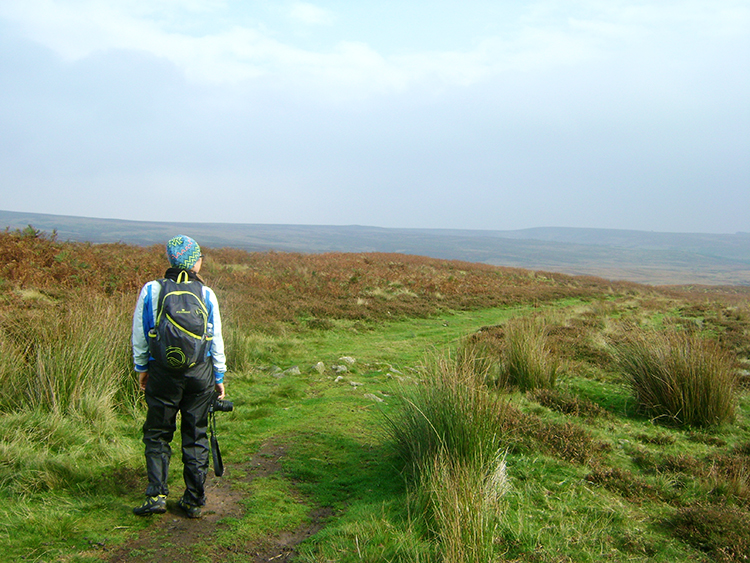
[{"x1": 131, "y1": 235, "x2": 227, "y2": 518}]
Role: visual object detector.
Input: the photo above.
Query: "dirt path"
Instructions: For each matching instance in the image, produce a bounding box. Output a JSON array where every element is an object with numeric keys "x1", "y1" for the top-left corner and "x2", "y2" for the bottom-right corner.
[{"x1": 104, "y1": 441, "x2": 329, "y2": 563}]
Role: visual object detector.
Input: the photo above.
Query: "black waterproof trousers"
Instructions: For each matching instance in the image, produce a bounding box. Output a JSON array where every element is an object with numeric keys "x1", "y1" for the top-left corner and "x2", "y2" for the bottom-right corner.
[{"x1": 142, "y1": 360, "x2": 214, "y2": 506}]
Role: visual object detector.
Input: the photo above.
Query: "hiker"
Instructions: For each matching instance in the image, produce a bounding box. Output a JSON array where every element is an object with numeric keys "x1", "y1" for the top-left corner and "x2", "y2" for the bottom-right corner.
[{"x1": 131, "y1": 235, "x2": 227, "y2": 518}]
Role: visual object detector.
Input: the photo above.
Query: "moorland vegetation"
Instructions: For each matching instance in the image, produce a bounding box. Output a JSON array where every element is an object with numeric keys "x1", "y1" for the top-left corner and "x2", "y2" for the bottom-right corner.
[{"x1": 1, "y1": 226, "x2": 750, "y2": 562}]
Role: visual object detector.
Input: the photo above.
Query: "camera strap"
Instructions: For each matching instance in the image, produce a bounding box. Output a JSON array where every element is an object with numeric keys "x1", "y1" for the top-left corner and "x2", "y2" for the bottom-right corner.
[{"x1": 209, "y1": 411, "x2": 224, "y2": 477}]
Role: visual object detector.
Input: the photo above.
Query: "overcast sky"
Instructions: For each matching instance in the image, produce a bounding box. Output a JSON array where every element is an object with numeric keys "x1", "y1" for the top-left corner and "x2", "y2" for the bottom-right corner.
[{"x1": 1, "y1": 1, "x2": 748, "y2": 233}]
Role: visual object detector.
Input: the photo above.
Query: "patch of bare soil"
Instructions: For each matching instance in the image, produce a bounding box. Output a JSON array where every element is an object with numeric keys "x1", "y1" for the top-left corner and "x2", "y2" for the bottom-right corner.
[{"x1": 102, "y1": 440, "x2": 328, "y2": 563}]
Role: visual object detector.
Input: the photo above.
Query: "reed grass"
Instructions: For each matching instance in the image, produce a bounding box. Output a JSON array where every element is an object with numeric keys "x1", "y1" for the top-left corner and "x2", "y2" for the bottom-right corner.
[
  {"x1": 0, "y1": 294, "x2": 138, "y2": 418},
  {"x1": 223, "y1": 325, "x2": 304, "y2": 372},
  {"x1": 615, "y1": 329, "x2": 737, "y2": 427},
  {"x1": 387, "y1": 352, "x2": 511, "y2": 477},
  {"x1": 386, "y1": 350, "x2": 511, "y2": 561},
  {"x1": 499, "y1": 316, "x2": 559, "y2": 391},
  {"x1": 455, "y1": 339, "x2": 501, "y2": 387},
  {"x1": 416, "y1": 451, "x2": 508, "y2": 563}
]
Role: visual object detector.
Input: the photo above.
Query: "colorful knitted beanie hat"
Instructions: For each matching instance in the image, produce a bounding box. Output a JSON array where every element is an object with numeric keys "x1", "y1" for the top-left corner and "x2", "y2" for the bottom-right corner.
[{"x1": 166, "y1": 235, "x2": 201, "y2": 270}]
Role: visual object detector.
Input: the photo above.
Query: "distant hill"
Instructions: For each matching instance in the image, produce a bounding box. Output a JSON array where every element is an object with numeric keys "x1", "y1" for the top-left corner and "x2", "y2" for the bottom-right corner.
[{"x1": 2, "y1": 210, "x2": 749, "y2": 286}]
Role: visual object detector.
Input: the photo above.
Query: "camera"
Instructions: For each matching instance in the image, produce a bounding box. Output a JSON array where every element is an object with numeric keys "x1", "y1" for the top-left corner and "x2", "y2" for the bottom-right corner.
[
  {"x1": 207, "y1": 392, "x2": 231, "y2": 477},
  {"x1": 209, "y1": 394, "x2": 234, "y2": 413}
]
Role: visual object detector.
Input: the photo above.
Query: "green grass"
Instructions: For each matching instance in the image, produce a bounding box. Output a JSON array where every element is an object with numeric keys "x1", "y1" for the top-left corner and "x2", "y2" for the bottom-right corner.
[
  {"x1": 615, "y1": 329, "x2": 738, "y2": 427},
  {"x1": 415, "y1": 451, "x2": 507, "y2": 563},
  {"x1": 219, "y1": 474, "x2": 311, "y2": 544},
  {"x1": 0, "y1": 294, "x2": 138, "y2": 417},
  {"x1": 383, "y1": 348, "x2": 512, "y2": 561},
  {"x1": 1, "y1": 291, "x2": 750, "y2": 562},
  {"x1": 499, "y1": 315, "x2": 560, "y2": 391},
  {"x1": 298, "y1": 304, "x2": 539, "y2": 367},
  {"x1": 386, "y1": 350, "x2": 511, "y2": 478}
]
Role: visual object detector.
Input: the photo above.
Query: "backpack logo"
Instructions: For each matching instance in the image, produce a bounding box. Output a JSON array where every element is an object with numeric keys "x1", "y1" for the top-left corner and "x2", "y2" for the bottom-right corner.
[{"x1": 148, "y1": 271, "x2": 213, "y2": 370}]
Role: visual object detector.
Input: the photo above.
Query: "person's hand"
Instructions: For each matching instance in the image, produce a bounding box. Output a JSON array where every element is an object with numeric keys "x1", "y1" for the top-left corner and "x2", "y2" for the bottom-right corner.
[
  {"x1": 138, "y1": 371, "x2": 149, "y2": 391},
  {"x1": 215, "y1": 382, "x2": 225, "y2": 400}
]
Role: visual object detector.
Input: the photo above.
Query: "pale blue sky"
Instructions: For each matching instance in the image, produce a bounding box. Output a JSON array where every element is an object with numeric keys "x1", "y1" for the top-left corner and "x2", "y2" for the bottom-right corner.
[{"x1": 1, "y1": 1, "x2": 748, "y2": 233}]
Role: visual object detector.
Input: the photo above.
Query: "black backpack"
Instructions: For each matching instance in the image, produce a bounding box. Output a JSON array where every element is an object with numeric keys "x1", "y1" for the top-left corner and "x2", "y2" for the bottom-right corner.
[{"x1": 148, "y1": 271, "x2": 213, "y2": 370}]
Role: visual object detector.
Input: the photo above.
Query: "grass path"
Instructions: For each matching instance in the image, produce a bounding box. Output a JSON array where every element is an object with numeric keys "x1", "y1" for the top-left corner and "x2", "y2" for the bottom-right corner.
[
  {"x1": 87, "y1": 302, "x2": 598, "y2": 561},
  {"x1": 84, "y1": 307, "x2": 533, "y2": 562}
]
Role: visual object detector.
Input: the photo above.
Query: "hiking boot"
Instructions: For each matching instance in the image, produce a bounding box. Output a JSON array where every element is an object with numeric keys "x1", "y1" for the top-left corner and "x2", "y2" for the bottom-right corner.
[
  {"x1": 133, "y1": 495, "x2": 167, "y2": 516},
  {"x1": 178, "y1": 498, "x2": 202, "y2": 519}
]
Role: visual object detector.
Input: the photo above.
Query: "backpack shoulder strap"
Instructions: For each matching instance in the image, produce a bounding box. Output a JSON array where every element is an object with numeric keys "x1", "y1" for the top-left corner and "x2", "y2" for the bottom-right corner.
[{"x1": 154, "y1": 278, "x2": 168, "y2": 327}]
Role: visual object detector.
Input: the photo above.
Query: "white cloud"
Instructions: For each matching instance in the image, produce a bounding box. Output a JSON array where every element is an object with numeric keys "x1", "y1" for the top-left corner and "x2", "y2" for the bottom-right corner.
[
  {"x1": 289, "y1": 2, "x2": 335, "y2": 26},
  {"x1": 0, "y1": 0, "x2": 747, "y2": 95}
]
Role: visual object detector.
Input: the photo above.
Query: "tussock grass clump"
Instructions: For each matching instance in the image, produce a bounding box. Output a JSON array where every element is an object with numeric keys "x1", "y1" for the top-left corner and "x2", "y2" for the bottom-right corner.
[
  {"x1": 0, "y1": 294, "x2": 138, "y2": 418},
  {"x1": 614, "y1": 330, "x2": 737, "y2": 427},
  {"x1": 387, "y1": 352, "x2": 511, "y2": 562},
  {"x1": 223, "y1": 327, "x2": 303, "y2": 373},
  {"x1": 388, "y1": 352, "x2": 510, "y2": 477},
  {"x1": 455, "y1": 339, "x2": 502, "y2": 391},
  {"x1": 417, "y1": 452, "x2": 508, "y2": 563},
  {"x1": 499, "y1": 317, "x2": 559, "y2": 392},
  {"x1": 459, "y1": 317, "x2": 560, "y2": 392}
]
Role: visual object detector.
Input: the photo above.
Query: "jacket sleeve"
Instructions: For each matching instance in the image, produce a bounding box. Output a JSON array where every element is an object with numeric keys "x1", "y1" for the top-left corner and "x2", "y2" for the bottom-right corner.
[
  {"x1": 132, "y1": 281, "x2": 159, "y2": 372},
  {"x1": 204, "y1": 286, "x2": 227, "y2": 383}
]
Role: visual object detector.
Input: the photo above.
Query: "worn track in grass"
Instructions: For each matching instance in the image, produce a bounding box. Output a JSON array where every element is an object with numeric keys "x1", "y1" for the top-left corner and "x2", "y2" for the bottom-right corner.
[{"x1": 105, "y1": 441, "x2": 328, "y2": 563}]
